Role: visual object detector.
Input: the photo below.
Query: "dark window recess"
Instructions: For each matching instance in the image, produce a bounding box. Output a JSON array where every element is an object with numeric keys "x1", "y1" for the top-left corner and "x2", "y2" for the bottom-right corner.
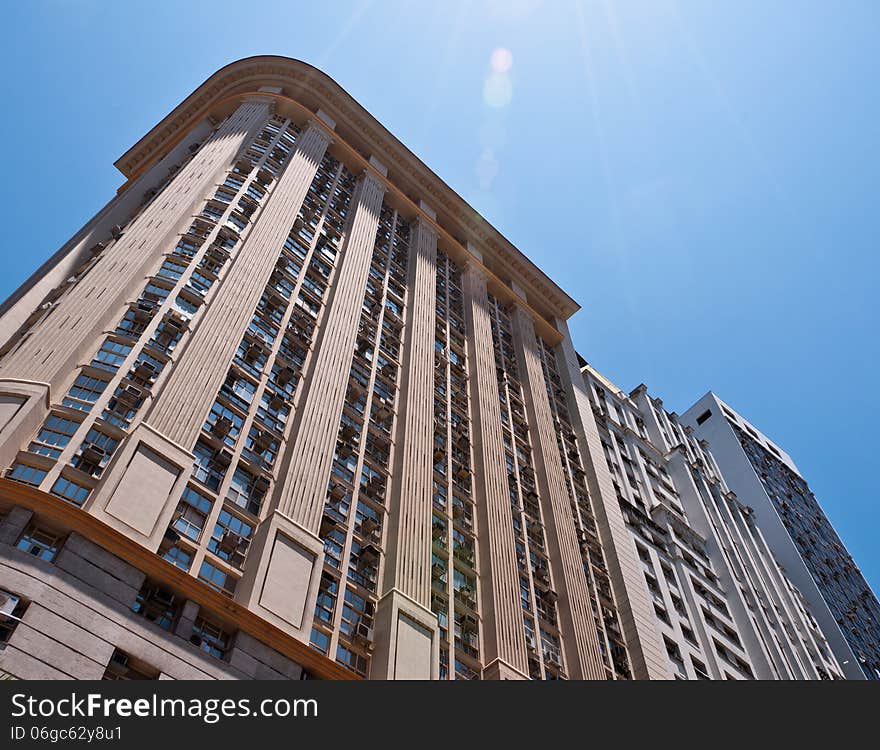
[
  {"x1": 696, "y1": 410, "x2": 712, "y2": 426},
  {"x1": 0, "y1": 589, "x2": 28, "y2": 645},
  {"x1": 131, "y1": 582, "x2": 180, "y2": 631},
  {"x1": 102, "y1": 648, "x2": 160, "y2": 680}
]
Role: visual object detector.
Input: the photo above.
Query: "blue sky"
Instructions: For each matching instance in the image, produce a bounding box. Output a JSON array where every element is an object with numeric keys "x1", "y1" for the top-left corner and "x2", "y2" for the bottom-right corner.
[{"x1": 1, "y1": 1, "x2": 877, "y2": 592}]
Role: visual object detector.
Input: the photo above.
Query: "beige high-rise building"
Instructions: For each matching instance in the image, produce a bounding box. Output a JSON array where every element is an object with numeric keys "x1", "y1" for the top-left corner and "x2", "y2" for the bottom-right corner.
[
  {"x1": 0, "y1": 56, "x2": 653, "y2": 681},
  {"x1": 582, "y1": 363, "x2": 844, "y2": 680}
]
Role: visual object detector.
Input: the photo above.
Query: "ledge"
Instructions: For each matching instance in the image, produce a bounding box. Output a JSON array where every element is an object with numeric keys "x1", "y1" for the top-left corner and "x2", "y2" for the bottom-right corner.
[
  {"x1": 0, "y1": 477, "x2": 356, "y2": 681},
  {"x1": 112, "y1": 55, "x2": 580, "y2": 326}
]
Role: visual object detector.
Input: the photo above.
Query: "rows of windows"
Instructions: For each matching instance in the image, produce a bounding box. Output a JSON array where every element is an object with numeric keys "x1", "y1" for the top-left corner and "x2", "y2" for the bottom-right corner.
[
  {"x1": 738, "y1": 425, "x2": 880, "y2": 679},
  {"x1": 538, "y1": 340, "x2": 631, "y2": 679},
  {"x1": 167, "y1": 143, "x2": 353, "y2": 601},
  {"x1": 431, "y1": 251, "x2": 480, "y2": 680},
  {"x1": 7, "y1": 116, "x2": 287, "y2": 503},
  {"x1": 487, "y1": 295, "x2": 563, "y2": 680},
  {"x1": 310, "y1": 202, "x2": 409, "y2": 677}
]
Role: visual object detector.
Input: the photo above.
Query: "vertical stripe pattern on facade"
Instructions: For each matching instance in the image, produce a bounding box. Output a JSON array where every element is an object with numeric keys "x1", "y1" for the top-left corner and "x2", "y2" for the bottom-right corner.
[
  {"x1": 0, "y1": 100, "x2": 272, "y2": 388},
  {"x1": 510, "y1": 306, "x2": 605, "y2": 679},
  {"x1": 277, "y1": 172, "x2": 386, "y2": 533},
  {"x1": 383, "y1": 218, "x2": 438, "y2": 606},
  {"x1": 555, "y1": 322, "x2": 671, "y2": 679},
  {"x1": 462, "y1": 265, "x2": 528, "y2": 677},
  {"x1": 147, "y1": 121, "x2": 332, "y2": 445}
]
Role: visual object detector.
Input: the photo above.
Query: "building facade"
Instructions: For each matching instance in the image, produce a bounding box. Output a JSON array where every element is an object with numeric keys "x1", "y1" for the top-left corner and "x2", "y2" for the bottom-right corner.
[
  {"x1": 0, "y1": 56, "x2": 870, "y2": 682},
  {"x1": 683, "y1": 393, "x2": 880, "y2": 680},
  {"x1": 0, "y1": 56, "x2": 659, "y2": 681},
  {"x1": 582, "y1": 364, "x2": 844, "y2": 680}
]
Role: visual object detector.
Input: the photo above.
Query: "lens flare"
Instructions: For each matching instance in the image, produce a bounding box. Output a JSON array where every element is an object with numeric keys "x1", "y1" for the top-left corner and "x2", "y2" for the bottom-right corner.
[
  {"x1": 483, "y1": 73, "x2": 513, "y2": 108},
  {"x1": 490, "y1": 47, "x2": 513, "y2": 74}
]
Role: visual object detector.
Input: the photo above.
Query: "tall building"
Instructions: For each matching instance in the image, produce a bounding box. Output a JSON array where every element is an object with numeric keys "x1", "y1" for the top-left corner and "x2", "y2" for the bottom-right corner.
[
  {"x1": 683, "y1": 394, "x2": 880, "y2": 680},
  {"x1": 582, "y1": 363, "x2": 844, "y2": 680},
  {"x1": 0, "y1": 56, "x2": 654, "y2": 681},
  {"x1": 0, "y1": 56, "x2": 870, "y2": 682}
]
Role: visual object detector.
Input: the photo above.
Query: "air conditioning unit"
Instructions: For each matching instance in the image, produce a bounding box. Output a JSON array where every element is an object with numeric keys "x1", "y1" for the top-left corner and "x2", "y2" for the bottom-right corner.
[
  {"x1": 118, "y1": 385, "x2": 143, "y2": 406},
  {"x1": 211, "y1": 416, "x2": 232, "y2": 438},
  {"x1": 218, "y1": 531, "x2": 242, "y2": 555},
  {"x1": 210, "y1": 449, "x2": 232, "y2": 468},
  {"x1": 254, "y1": 475, "x2": 271, "y2": 495},
  {"x1": 80, "y1": 444, "x2": 107, "y2": 466},
  {"x1": 105, "y1": 651, "x2": 129, "y2": 676},
  {"x1": 0, "y1": 590, "x2": 20, "y2": 619},
  {"x1": 373, "y1": 404, "x2": 393, "y2": 422}
]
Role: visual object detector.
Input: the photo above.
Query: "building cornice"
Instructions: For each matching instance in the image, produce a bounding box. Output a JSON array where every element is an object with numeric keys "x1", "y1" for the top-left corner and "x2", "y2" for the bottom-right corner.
[{"x1": 113, "y1": 55, "x2": 580, "y2": 325}]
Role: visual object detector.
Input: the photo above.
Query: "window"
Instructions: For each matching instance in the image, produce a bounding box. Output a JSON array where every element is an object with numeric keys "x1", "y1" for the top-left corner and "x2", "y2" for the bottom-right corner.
[
  {"x1": 16, "y1": 525, "x2": 63, "y2": 561},
  {"x1": 172, "y1": 486, "x2": 213, "y2": 541},
  {"x1": 695, "y1": 409, "x2": 712, "y2": 426},
  {"x1": 187, "y1": 269, "x2": 214, "y2": 297},
  {"x1": 310, "y1": 627, "x2": 331, "y2": 654},
  {"x1": 9, "y1": 463, "x2": 47, "y2": 486},
  {"x1": 191, "y1": 616, "x2": 231, "y2": 660},
  {"x1": 91, "y1": 339, "x2": 132, "y2": 371},
  {"x1": 203, "y1": 399, "x2": 244, "y2": 447},
  {"x1": 30, "y1": 414, "x2": 80, "y2": 458},
  {"x1": 226, "y1": 466, "x2": 264, "y2": 516},
  {"x1": 161, "y1": 544, "x2": 192, "y2": 571},
  {"x1": 173, "y1": 238, "x2": 200, "y2": 259},
  {"x1": 173, "y1": 294, "x2": 199, "y2": 319},
  {"x1": 102, "y1": 648, "x2": 160, "y2": 680},
  {"x1": 691, "y1": 656, "x2": 710, "y2": 680},
  {"x1": 132, "y1": 582, "x2": 179, "y2": 631},
  {"x1": 339, "y1": 588, "x2": 373, "y2": 639},
  {"x1": 220, "y1": 372, "x2": 257, "y2": 411},
  {"x1": 198, "y1": 561, "x2": 237, "y2": 597},
  {"x1": 62, "y1": 374, "x2": 108, "y2": 411},
  {"x1": 50, "y1": 476, "x2": 90, "y2": 506},
  {"x1": 157, "y1": 258, "x2": 188, "y2": 281},
  {"x1": 208, "y1": 509, "x2": 252, "y2": 567},
  {"x1": 72, "y1": 429, "x2": 119, "y2": 475},
  {"x1": 336, "y1": 644, "x2": 368, "y2": 676},
  {"x1": 192, "y1": 440, "x2": 226, "y2": 491}
]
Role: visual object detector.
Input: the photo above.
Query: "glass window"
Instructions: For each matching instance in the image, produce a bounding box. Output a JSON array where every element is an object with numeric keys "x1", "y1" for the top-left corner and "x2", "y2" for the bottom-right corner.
[
  {"x1": 63, "y1": 373, "x2": 108, "y2": 411},
  {"x1": 50, "y1": 476, "x2": 90, "y2": 506},
  {"x1": 191, "y1": 616, "x2": 230, "y2": 659},
  {"x1": 16, "y1": 525, "x2": 63, "y2": 561},
  {"x1": 198, "y1": 560, "x2": 236, "y2": 597},
  {"x1": 9, "y1": 463, "x2": 47, "y2": 486},
  {"x1": 29, "y1": 414, "x2": 80, "y2": 458},
  {"x1": 91, "y1": 339, "x2": 132, "y2": 371}
]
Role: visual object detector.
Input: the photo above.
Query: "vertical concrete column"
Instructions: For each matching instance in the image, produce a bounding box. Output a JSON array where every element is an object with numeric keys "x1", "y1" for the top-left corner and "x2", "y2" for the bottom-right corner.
[
  {"x1": 0, "y1": 381, "x2": 49, "y2": 472},
  {"x1": 0, "y1": 98, "x2": 273, "y2": 390},
  {"x1": 147, "y1": 120, "x2": 333, "y2": 446},
  {"x1": 509, "y1": 304, "x2": 605, "y2": 680},
  {"x1": 276, "y1": 168, "x2": 386, "y2": 533},
  {"x1": 462, "y1": 262, "x2": 529, "y2": 680},
  {"x1": 173, "y1": 600, "x2": 200, "y2": 640},
  {"x1": 373, "y1": 208, "x2": 441, "y2": 680},
  {"x1": 234, "y1": 165, "x2": 386, "y2": 644},
  {"x1": 383, "y1": 212, "x2": 438, "y2": 604},
  {"x1": 0, "y1": 506, "x2": 33, "y2": 546},
  {"x1": 553, "y1": 316, "x2": 670, "y2": 680}
]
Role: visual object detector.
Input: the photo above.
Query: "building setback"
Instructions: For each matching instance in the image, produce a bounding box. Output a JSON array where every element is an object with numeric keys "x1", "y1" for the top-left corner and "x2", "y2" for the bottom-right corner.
[
  {"x1": 682, "y1": 393, "x2": 880, "y2": 680},
  {"x1": 0, "y1": 56, "x2": 654, "y2": 681},
  {"x1": 582, "y1": 363, "x2": 844, "y2": 680}
]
